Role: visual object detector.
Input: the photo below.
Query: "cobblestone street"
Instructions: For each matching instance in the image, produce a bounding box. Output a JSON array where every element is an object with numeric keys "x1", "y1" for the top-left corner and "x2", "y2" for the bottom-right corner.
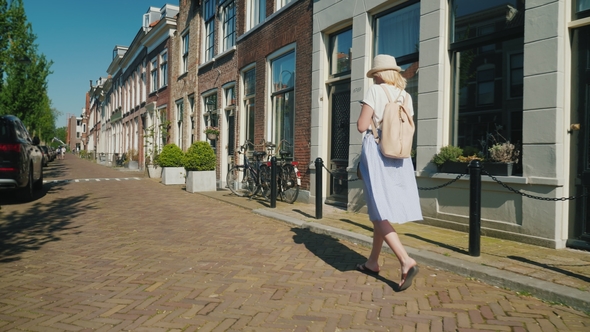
[{"x1": 0, "y1": 156, "x2": 589, "y2": 331}]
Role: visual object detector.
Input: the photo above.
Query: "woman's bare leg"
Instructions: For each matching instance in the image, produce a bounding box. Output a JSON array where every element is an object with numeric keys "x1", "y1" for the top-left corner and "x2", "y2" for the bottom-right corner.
[
  {"x1": 363, "y1": 221, "x2": 384, "y2": 272},
  {"x1": 362, "y1": 220, "x2": 417, "y2": 283}
]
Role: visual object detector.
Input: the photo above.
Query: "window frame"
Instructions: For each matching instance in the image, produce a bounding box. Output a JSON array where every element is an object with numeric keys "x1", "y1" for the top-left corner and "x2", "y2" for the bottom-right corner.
[
  {"x1": 373, "y1": 0, "x2": 420, "y2": 61},
  {"x1": 150, "y1": 58, "x2": 158, "y2": 93},
  {"x1": 242, "y1": 66, "x2": 256, "y2": 144},
  {"x1": 448, "y1": 0, "x2": 525, "y2": 166},
  {"x1": 222, "y1": 0, "x2": 236, "y2": 52},
  {"x1": 328, "y1": 27, "x2": 352, "y2": 78},
  {"x1": 159, "y1": 51, "x2": 168, "y2": 88},
  {"x1": 176, "y1": 99, "x2": 184, "y2": 149},
  {"x1": 269, "y1": 50, "x2": 296, "y2": 159},
  {"x1": 246, "y1": 0, "x2": 266, "y2": 31},
  {"x1": 203, "y1": 0, "x2": 216, "y2": 62},
  {"x1": 181, "y1": 32, "x2": 190, "y2": 74}
]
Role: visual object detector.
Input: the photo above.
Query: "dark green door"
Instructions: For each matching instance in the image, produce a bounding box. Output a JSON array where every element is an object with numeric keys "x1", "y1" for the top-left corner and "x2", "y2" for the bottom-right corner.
[
  {"x1": 326, "y1": 83, "x2": 350, "y2": 207},
  {"x1": 572, "y1": 25, "x2": 590, "y2": 245}
]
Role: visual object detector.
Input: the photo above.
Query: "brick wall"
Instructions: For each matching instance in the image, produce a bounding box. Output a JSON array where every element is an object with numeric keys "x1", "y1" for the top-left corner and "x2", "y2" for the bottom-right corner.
[{"x1": 237, "y1": 0, "x2": 313, "y2": 190}]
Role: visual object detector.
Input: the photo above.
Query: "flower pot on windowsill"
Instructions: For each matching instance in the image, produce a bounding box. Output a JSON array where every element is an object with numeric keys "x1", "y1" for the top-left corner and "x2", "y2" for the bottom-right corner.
[
  {"x1": 207, "y1": 133, "x2": 218, "y2": 140},
  {"x1": 482, "y1": 162, "x2": 513, "y2": 176},
  {"x1": 440, "y1": 160, "x2": 469, "y2": 174}
]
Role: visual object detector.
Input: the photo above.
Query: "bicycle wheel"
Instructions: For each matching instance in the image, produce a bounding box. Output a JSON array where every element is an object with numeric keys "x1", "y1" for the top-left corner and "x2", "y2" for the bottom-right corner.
[
  {"x1": 279, "y1": 164, "x2": 299, "y2": 203},
  {"x1": 257, "y1": 164, "x2": 272, "y2": 198},
  {"x1": 226, "y1": 165, "x2": 254, "y2": 197}
]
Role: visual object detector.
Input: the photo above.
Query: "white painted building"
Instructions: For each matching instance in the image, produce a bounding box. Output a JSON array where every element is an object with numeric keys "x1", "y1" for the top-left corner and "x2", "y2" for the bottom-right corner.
[{"x1": 312, "y1": 0, "x2": 590, "y2": 249}]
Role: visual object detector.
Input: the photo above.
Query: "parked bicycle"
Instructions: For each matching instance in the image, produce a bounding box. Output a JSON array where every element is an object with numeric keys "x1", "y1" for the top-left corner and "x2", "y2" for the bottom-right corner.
[
  {"x1": 263, "y1": 139, "x2": 301, "y2": 204},
  {"x1": 226, "y1": 140, "x2": 270, "y2": 198}
]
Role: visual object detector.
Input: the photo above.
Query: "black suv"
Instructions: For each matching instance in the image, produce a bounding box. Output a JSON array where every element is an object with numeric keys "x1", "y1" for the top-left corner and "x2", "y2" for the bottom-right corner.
[{"x1": 0, "y1": 115, "x2": 44, "y2": 201}]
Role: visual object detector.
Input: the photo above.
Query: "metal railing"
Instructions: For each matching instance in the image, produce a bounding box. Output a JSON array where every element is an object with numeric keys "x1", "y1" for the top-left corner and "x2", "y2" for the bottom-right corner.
[{"x1": 313, "y1": 158, "x2": 588, "y2": 257}]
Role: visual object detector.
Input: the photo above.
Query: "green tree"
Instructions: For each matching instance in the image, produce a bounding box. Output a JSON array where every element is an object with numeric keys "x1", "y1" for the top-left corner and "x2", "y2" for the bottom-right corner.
[
  {"x1": 52, "y1": 126, "x2": 67, "y2": 148},
  {"x1": 0, "y1": 0, "x2": 54, "y2": 139}
]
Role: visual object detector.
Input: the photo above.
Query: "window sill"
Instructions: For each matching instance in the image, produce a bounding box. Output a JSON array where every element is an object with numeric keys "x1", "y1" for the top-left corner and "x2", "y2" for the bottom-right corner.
[
  {"x1": 326, "y1": 74, "x2": 351, "y2": 84},
  {"x1": 198, "y1": 59, "x2": 215, "y2": 70},
  {"x1": 215, "y1": 47, "x2": 236, "y2": 61},
  {"x1": 416, "y1": 171, "x2": 564, "y2": 186}
]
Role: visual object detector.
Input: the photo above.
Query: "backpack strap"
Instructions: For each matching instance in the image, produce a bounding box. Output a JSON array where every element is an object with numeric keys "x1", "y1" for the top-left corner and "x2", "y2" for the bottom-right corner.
[{"x1": 371, "y1": 85, "x2": 404, "y2": 141}]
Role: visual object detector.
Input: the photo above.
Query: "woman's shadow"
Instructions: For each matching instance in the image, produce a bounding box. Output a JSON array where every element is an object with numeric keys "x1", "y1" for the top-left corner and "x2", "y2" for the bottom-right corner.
[{"x1": 291, "y1": 227, "x2": 401, "y2": 291}]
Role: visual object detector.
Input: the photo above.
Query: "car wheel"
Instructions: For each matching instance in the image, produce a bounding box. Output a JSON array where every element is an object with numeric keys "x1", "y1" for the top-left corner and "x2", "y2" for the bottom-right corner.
[
  {"x1": 18, "y1": 167, "x2": 34, "y2": 202},
  {"x1": 34, "y1": 167, "x2": 43, "y2": 191}
]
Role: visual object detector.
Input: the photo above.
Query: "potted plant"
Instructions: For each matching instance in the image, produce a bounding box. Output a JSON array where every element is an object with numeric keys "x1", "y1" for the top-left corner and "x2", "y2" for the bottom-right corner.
[
  {"x1": 127, "y1": 149, "x2": 139, "y2": 170},
  {"x1": 480, "y1": 128, "x2": 521, "y2": 176},
  {"x1": 432, "y1": 145, "x2": 467, "y2": 173},
  {"x1": 158, "y1": 143, "x2": 186, "y2": 185},
  {"x1": 485, "y1": 141, "x2": 520, "y2": 176},
  {"x1": 204, "y1": 126, "x2": 220, "y2": 140},
  {"x1": 183, "y1": 141, "x2": 217, "y2": 192},
  {"x1": 145, "y1": 154, "x2": 161, "y2": 178}
]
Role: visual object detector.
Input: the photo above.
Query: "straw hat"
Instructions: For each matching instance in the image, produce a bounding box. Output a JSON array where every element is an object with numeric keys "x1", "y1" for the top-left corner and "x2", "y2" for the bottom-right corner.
[{"x1": 366, "y1": 54, "x2": 402, "y2": 77}]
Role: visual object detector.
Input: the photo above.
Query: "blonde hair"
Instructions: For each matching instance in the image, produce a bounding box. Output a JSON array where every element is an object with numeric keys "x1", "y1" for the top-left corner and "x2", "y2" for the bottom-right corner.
[{"x1": 374, "y1": 69, "x2": 407, "y2": 90}]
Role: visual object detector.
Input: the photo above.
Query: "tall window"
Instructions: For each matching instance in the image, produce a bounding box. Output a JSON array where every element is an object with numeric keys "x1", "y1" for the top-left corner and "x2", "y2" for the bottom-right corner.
[
  {"x1": 574, "y1": 0, "x2": 590, "y2": 19},
  {"x1": 204, "y1": 93, "x2": 218, "y2": 151},
  {"x1": 247, "y1": 0, "x2": 266, "y2": 31},
  {"x1": 225, "y1": 85, "x2": 236, "y2": 154},
  {"x1": 189, "y1": 95, "x2": 195, "y2": 144},
  {"x1": 150, "y1": 59, "x2": 158, "y2": 92},
  {"x1": 375, "y1": 2, "x2": 420, "y2": 60},
  {"x1": 176, "y1": 99, "x2": 184, "y2": 149},
  {"x1": 222, "y1": 1, "x2": 236, "y2": 52},
  {"x1": 204, "y1": 0, "x2": 215, "y2": 61},
  {"x1": 243, "y1": 68, "x2": 256, "y2": 144},
  {"x1": 225, "y1": 86, "x2": 235, "y2": 106},
  {"x1": 182, "y1": 32, "x2": 190, "y2": 73},
  {"x1": 329, "y1": 28, "x2": 352, "y2": 77},
  {"x1": 271, "y1": 52, "x2": 295, "y2": 158},
  {"x1": 450, "y1": 0, "x2": 525, "y2": 166},
  {"x1": 276, "y1": 0, "x2": 295, "y2": 10},
  {"x1": 160, "y1": 52, "x2": 168, "y2": 88},
  {"x1": 374, "y1": 1, "x2": 420, "y2": 144}
]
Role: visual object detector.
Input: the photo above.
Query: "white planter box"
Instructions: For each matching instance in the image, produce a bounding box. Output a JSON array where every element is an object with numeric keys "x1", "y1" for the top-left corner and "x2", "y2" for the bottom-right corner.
[
  {"x1": 186, "y1": 170, "x2": 216, "y2": 192},
  {"x1": 147, "y1": 165, "x2": 162, "y2": 178},
  {"x1": 161, "y1": 167, "x2": 186, "y2": 185},
  {"x1": 127, "y1": 161, "x2": 139, "y2": 170}
]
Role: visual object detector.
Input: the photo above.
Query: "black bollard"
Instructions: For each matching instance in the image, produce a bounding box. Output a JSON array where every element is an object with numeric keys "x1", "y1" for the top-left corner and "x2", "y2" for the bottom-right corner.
[
  {"x1": 270, "y1": 157, "x2": 277, "y2": 208},
  {"x1": 315, "y1": 157, "x2": 323, "y2": 219},
  {"x1": 468, "y1": 160, "x2": 481, "y2": 257}
]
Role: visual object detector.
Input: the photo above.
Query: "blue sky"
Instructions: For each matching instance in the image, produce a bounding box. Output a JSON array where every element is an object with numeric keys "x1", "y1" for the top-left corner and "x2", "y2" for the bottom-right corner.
[{"x1": 23, "y1": 0, "x2": 178, "y2": 128}]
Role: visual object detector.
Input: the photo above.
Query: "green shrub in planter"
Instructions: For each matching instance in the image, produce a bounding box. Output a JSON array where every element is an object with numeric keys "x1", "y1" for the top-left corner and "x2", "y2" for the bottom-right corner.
[
  {"x1": 158, "y1": 144, "x2": 184, "y2": 167},
  {"x1": 432, "y1": 145, "x2": 463, "y2": 168},
  {"x1": 183, "y1": 141, "x2": 216, "y2": 171}
]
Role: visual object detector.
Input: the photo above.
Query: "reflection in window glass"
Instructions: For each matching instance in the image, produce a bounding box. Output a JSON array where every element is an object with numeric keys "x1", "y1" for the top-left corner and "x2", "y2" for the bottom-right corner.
[
  {"x1": 244, "y1": 68, "x2": 256, "y2": 96},
  {"x1": 477, "y1": 68, "x2": 495, "y2": 105},
  {"x1": 271, "y1": 53, "x2": 295, "y2": 93},
  {"x1": 247, "y1": 0, "x2": 266, "y2": 30},
  {"x1": 452, "y1": 0, "x2": 524, "y2": 43},
  {"x1": 450, "y1": 0, "x2": 525, "y2": 173},
  {"x1": 243, "y1": 68, "x2": 256, "y2": 144},
  {"x1": 510, "y1": 53, "x2": 523, "y2": 97},
  {"x1": 271, "y1": 52, "x2": 295, "y2": 158},
  {"x1": 223, "y1": 1, "x2": 236, "y2": 51},
  {"x1": 577, "y1": 0, "x2": 590, "y2": 13},
  {"x1": 452, "y1": 40, "x2": 523, "y2": 158},
  {"x1": 329, "y1": 28, "x2": 352, "y2": 76},
  {"x1": 375, "y1": 2, "x2": 420, "y2": 58}
]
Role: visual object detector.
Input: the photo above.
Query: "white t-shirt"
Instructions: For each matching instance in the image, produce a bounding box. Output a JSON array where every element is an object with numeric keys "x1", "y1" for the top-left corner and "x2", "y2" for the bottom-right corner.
[{"x1": 362, "y1": 84, "x2": 414, "y2": 129}]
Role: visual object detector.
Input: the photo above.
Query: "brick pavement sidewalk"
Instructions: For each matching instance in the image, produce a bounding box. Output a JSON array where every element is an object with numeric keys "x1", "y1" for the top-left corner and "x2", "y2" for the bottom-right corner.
[
  {"x1": 195, "y1": 181, "x2": 590, "y2": 314},
  {"x1": 69, "y1": 156, "x2": 590, "y2": 313}
]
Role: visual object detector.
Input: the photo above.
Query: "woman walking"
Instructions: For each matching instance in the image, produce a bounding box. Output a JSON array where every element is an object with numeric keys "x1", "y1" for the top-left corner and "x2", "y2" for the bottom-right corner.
[{"x1": 356, "y1": 54, "x2": 422, "y2": 291}]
